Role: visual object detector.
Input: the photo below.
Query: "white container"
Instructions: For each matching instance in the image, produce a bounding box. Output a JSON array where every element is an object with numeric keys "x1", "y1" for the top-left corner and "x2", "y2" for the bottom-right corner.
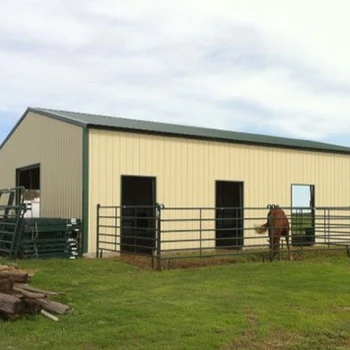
[{"x1": 23, "y1": 198, "x2": 40, "y2": 218}]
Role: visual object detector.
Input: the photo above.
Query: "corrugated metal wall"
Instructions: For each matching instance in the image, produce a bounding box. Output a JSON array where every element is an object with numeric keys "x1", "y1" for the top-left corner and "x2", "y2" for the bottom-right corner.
[
  {"x1": 88, "y1": 129, "x2": 350, "y2": 253},
  {"x1": 0, "y1": 112, "x2": 83, "y2": 218}
]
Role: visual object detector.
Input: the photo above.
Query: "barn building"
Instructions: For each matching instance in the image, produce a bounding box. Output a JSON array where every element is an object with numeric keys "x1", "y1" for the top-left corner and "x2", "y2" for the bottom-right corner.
[{"x1": 1, "y1": 107, "x2": 350, "y2": 256}]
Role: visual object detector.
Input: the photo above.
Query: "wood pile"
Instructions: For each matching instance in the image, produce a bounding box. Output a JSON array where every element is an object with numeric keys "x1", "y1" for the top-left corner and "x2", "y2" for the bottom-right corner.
[{"x1": 0, "y1": 264, "x2": 71, "y2": 321}]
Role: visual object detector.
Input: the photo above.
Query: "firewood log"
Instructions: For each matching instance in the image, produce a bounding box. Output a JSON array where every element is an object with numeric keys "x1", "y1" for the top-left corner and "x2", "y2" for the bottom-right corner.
[
  {"x1": 0, "y1": 272, "x2": 28, "y2": 283},
  {"x1": 13, "y1": 283, "x2": 62, "y2": 296},
  {"x1": 12, "y1": 286, "x2": 47, "y2": 299},
  {"x1": 0, "y1": 279, "x2": 13, "y2": 292},
  {"x1": 0, "y1": 293, "x2": 24, "y2": 314},
  {"x1": 35, "y1": 298, "x2": 71, "y2": 315},
  {"x1": 23, "y1": 298, "x2": 42, "y2": 314}
]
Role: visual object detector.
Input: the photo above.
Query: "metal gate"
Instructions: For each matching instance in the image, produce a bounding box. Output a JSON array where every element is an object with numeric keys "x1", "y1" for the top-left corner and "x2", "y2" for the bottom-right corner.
[
  {"x1": 96, "y1": 204, "x2": 163, "y2": 268},
  {"x1": 0, "y1": 187, "x2": 27, "y2": 258}
]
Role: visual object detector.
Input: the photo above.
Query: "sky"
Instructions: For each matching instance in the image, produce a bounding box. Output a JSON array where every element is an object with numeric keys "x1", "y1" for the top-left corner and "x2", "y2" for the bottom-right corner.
[{"x1": 1, "y1": 0, "x2": 350, "y2": 147}]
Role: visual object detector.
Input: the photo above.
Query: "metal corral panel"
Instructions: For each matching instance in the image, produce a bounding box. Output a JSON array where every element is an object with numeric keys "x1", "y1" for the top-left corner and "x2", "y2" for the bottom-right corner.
[
  {"x1": 88, "y1": 128, "x2": 350, "y2": 253},
  {"x1": 0, "y1": 111, "x2": 82, "y2": 218}
]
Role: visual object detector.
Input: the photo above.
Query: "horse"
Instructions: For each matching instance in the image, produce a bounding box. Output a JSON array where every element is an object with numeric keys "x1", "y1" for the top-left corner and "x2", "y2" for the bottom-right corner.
[{"x1": 255, "y1": 206, "x2": 293, "y2": 261}]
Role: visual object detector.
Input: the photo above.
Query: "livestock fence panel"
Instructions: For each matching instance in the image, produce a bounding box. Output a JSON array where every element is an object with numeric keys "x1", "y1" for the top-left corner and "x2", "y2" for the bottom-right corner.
[{"x1": 96, "y1": 204, "x2": 350, "y2": 269}]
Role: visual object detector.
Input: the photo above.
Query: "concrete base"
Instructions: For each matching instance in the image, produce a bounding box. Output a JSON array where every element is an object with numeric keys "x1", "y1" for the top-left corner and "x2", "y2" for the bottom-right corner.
[{"x1": 83, "y1": 251, "x2": 120, "y2": 259}]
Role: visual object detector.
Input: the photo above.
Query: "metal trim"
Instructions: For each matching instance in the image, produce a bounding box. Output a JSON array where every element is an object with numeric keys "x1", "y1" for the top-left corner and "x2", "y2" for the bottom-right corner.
[{"x1": 82, "y1": 127, "x2": 89, "y2": 253}]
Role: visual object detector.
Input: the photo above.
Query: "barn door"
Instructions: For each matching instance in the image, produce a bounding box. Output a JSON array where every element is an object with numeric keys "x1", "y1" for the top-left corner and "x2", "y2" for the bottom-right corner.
[
  {"x1": 121, "y1": 176, "x2": 156, "y2": 254},
  {"x1": 16, "y1": 164, "x2": 41, "y2": 216},
  {"x1": 215, "y1": 181, "x2": 244, "y2": 249}
]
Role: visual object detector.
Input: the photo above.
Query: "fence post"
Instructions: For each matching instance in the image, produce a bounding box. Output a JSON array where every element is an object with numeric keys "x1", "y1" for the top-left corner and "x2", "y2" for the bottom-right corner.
[
  {"x1": 327, "y1": 208, "x2": 330, "y2": 248},
  {"x1": 115, "y1": 206, "x2": 118, "y2": 252},
  {"x1": 155, "y1": 203, "x2": 164, "y2": 271},
  {"x1": 96, "y1": 204, "x2": 100, "y2": 258},
  {"x1": 267, "y1": 204, "x2": 274, "y2": 261},
  {"x1": 199, "y1": 208, "x2": 202, "y2": 257}
]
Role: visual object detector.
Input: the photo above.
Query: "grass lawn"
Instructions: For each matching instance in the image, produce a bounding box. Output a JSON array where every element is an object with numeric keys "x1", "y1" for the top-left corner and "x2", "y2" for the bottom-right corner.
[{"x1": 1, "y1": 255, "x2": 350, "y2": 350}]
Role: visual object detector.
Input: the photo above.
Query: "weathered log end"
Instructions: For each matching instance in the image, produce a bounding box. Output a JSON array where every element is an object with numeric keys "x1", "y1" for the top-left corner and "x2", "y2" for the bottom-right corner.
[{"x1": 0, "y1": 292, "x2": 24, "y2": 315}]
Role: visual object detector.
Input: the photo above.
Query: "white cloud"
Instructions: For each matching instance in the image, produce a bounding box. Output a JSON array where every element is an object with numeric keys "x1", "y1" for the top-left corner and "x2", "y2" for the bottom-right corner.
[{"x1": 1, "y1": 0, "x2": 350, "y2": 145}]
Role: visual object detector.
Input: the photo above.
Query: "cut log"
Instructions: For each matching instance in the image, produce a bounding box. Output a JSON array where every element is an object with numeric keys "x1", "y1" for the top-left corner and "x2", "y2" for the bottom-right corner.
[
  {"x1": 0, "y1": 272, "x2": 28, "y2": 283},
  {"x1": 12, "y1": 286, "x2": 47, "y2": 299},
  {"x1": 14, "y1": 283, "x2": 63, "y2": 296},
  {"x1": 0, "y1": 292, "x2": 24, "y2": 314},
  {"x1": 0, "y1": 265, "x2": 33, "y2": 277},
  {"x1": 0, "y1": 279, "x2": 13, "y2": 292},
  {"x1": 35, "y1": 298, "x2": 71, "y2": 315},
  {"x1": 5, "y1": 292, "x2": 23, "y2": 298},
  {"x1": 23, "y1": 298, "x2": 42, "y2": 314}
]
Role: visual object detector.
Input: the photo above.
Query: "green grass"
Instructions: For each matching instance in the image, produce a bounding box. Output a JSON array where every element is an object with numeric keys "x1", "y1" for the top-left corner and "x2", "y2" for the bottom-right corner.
[{"x1": 1, "y1": 255, "x2": 350, "y2": 350}]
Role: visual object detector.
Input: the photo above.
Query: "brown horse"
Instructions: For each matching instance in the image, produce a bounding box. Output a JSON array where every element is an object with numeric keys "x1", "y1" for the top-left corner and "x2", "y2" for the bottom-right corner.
[{"x1": 255, "y1": 206, "x2": 293, "y2": 261}]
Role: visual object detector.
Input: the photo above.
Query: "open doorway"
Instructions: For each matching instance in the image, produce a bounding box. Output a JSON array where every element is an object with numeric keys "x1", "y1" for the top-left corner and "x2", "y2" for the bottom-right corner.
[
  {"x1": 215, "y1": 181, "x2": 244, "y2": 249},
  {"x1": 16, "y1": 164, "x2": 40, "y2": 217},
  {"x1": 291, "y1": 184, "x2": 315, "y2": 244},
  {"x1": 121, "y1": 175, "x2": 156, "y2": 254}
]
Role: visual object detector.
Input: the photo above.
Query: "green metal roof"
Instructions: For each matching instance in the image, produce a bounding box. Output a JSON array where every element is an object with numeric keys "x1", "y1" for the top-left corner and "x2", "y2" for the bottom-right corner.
[{"x1": 2, "y1": 107, "x2": 350, "y2": 154}]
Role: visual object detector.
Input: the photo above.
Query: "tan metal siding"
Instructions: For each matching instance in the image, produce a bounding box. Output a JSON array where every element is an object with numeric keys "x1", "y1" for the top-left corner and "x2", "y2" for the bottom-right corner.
[
  {"x1": 0, "y1": 112, "x2": 82, "y2": 218},
  {"x1": 88, "y1": 129, "x2": 350, "y2": 253}
]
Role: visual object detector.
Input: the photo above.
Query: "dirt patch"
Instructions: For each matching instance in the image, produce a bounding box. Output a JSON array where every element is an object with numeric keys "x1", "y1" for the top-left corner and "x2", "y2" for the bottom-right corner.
[
  {"x1": 116, "y1": 247, "x2": 347, "y2": 270},
  {"x1": 119, "y1": 253, "x2": 154, "y2": 269},
  {"x1": 220, "y1": 311, "x2": 303, "y2": 350},
  {"x1": 118, "y1": 253, "x2": 241, "y2": 270},
  {"x1": 222, "y1": 329, "x2": 300, "y2": 350},
  {"x1": 222, "y1": 326, "x2": 350, "y2": 350}
]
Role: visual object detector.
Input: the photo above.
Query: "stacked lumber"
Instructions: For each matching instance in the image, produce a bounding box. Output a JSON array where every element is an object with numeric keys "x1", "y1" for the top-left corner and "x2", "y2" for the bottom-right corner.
[{"x1": 0, "y1": 264, "x2": 71, "y2": 321}]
